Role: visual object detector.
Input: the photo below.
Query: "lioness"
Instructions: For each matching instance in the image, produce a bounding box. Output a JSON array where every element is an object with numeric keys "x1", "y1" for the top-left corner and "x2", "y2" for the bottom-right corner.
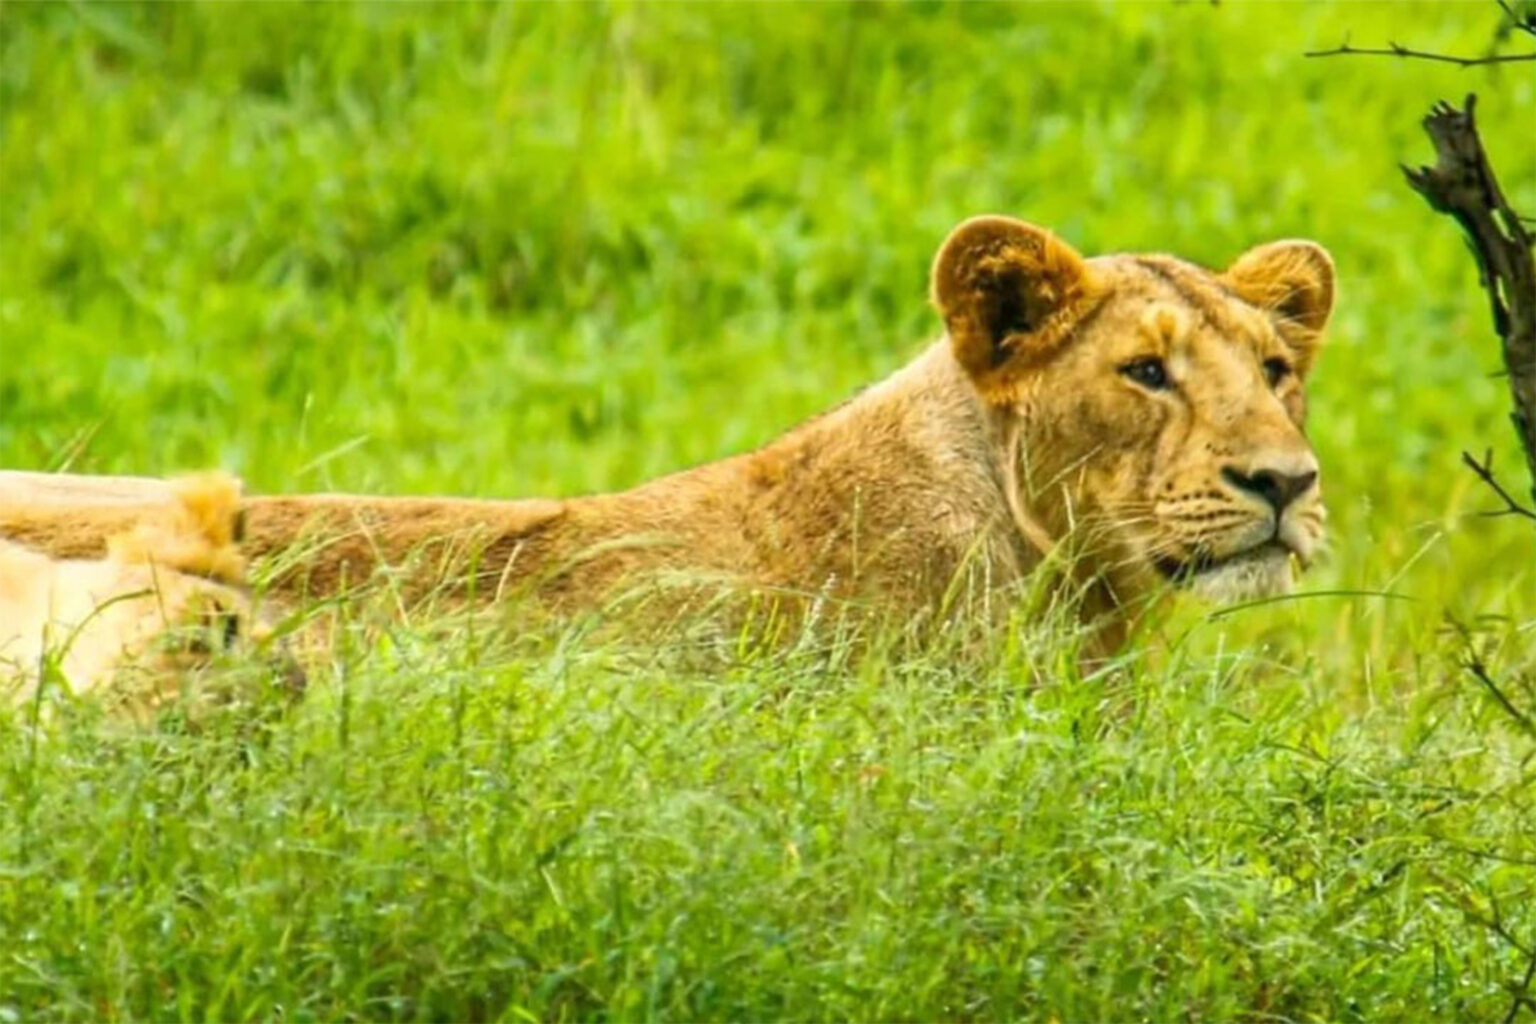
[{"x1": 2, "y1": 216, "x2": 1333, "y2": 648}]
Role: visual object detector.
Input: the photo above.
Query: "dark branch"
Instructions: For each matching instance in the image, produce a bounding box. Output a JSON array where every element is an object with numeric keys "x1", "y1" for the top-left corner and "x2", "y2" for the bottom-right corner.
[
  {"x1": 1463, "y1": 450, "x2": 1536, "y2": 521},
  {"x1": 1305, "y1": 41, "x2": 1536, "y2": 66},
  {"x1": 1507, "y1": 948, "x2": 1536, "y2": 1024},
  {"x1": 1495, "y1": 0, "x2": 1536, "y2": 40},
  {"x1": 1447, "y1": 615, "x2": 1536, "y2": 737},
  {"x1": 1464, "y1": 649, "x2": 1536, "y2": 738},
  {"x1": 1450, "y1": 891, "x2": 1536, "y2": 959},
  {"x1": 1406, "y1": 97, "x2": 1536, "y2": 510}
]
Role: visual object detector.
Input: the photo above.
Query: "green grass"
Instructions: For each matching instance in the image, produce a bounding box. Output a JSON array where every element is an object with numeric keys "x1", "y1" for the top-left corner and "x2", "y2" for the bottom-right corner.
[{"x1": 2, "y1": 2, "x2": 1535, "y2": 1019}]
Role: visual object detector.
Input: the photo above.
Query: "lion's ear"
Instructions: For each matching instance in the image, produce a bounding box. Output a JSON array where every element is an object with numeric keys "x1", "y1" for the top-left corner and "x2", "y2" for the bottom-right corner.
[
  {"x1": 931, "y1": 216, "x2": 1096, "y2": 402},
  {"x1": 1222, "y1": 240, "x2": 1335, "y2": 374}
]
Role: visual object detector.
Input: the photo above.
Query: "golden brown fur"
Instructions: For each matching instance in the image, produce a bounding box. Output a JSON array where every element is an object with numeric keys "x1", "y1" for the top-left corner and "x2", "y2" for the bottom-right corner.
[
  {"x1": 0, "y1": 475, "x2": 276, "y2": 714},
  {"x1": 1, "y1": 216, "x2": 1335, "y2": 648}
]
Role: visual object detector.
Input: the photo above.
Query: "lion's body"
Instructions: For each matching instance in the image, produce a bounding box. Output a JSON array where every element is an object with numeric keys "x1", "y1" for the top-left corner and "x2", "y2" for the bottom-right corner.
[
  {"x1": 0, "y1": 217, "x2": 1337, "y2": 650},
  {"x1": 241, "y1": 343, "x2": 1031, "y2": 612},
  {"x1": 3, "y1": 346, "x2": 1029, "y2": 614}
]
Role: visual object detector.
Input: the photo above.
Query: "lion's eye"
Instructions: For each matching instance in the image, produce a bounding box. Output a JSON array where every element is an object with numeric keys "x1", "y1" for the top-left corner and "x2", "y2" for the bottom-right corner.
[
  {"x1": 1120, "y1": 356, "x2": 1171, "y2": 391},
  {"x1": 1263, "y1": 357, "x2": 1291, "y2": 388}
]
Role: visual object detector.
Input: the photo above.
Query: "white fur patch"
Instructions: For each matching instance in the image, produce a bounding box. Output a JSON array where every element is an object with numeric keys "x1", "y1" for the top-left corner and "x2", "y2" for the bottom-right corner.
[{"x1": 1186, "y1": 547, "x2": 1295, "y2": 603}]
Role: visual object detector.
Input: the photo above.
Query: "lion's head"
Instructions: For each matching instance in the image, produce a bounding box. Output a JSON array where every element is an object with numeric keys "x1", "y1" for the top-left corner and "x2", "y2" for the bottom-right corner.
[{"x1": 933, "y1": 215, "x2": 1334, "y2": 606}]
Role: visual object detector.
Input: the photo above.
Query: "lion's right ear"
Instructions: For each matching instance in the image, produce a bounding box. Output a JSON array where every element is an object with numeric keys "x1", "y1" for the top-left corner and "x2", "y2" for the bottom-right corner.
[
  {"x1": 1221, "y1": 239, "x2": 1335, "y2": 377},
  {"x1": 932, "y1": 216, "x2": 1097, "y2": 403}
]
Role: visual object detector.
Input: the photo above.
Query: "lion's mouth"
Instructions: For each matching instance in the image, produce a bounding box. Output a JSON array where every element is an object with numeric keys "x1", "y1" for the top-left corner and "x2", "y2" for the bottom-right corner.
[{"x1": 1153, "y1": 539, "x2": 1295, "y2": 585}]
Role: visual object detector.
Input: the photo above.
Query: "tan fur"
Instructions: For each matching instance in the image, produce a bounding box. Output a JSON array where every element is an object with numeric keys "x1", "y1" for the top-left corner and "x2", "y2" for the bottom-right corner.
[
  {"x1": 0, "y1": 475, "x2": 268, "y2": 713},
  {"x1": 1, "y1": 217, "x2": 1336, "y2": 649}
]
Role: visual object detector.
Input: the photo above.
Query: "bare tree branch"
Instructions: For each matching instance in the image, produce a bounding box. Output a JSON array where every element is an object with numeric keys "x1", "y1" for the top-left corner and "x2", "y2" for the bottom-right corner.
[
  {"x1": 1495, "y1": 0, "x2": 1536, "y2": 40},
  {"x1": 1308, "y1": 2, "x2": 1536, "y2": 66},
  {"x1": 1447, "y1": 615, "x2": 1536, "y2": 737},
  {"x1": 1463, "y1": 450, "x2": 1536, "y2": 521},
  {"x1": 1507, "y1": 948, "x2": 1536, "y2": 1024},
  {"x1": 1404, "y1": 96, "x2": 1536, "y2": 510},
  {"x1": 1314, "y1": 11, "x2": 1536, "y2": 1021},
  {"x1": 1305, "y1": 41, "x2": 1536, "y2": 66},
  {"x1": 1465, "y1": 649, "x2": 1536, "y2": 738}
]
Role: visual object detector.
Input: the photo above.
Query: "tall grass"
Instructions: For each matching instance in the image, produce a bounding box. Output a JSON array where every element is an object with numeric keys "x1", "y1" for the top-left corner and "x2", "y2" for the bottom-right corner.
[{"x1": 1, "y1": 3, "x2": 1533, "y2": 1019}]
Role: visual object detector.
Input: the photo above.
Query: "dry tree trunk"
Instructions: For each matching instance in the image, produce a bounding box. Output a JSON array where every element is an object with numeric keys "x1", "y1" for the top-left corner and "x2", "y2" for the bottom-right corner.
[
  {"x1": 1403, "y1": 94, "x2": 1536, "y2": 515},
  {"x1": 1397, "y1": 90, "x2": 1536, "y2": 1024}
]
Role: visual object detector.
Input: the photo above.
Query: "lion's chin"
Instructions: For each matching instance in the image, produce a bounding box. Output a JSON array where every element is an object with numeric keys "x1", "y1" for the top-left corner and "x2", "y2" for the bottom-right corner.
[{"x1": 1157, "y1": 542, "x2": 1297, "y2": 604}]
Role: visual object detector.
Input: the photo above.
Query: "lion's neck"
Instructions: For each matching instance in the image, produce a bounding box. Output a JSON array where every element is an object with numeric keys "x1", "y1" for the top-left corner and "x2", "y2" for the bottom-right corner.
[
  {"x1": 782, "y1": 345, "x2": 1157, "y2": 646},
  {"x1": 713, "y1": 341, "x2": 1041, "y2": 599},
  {"x1": 999, "y1": 376, "x2": 1165, "y2": 646}
]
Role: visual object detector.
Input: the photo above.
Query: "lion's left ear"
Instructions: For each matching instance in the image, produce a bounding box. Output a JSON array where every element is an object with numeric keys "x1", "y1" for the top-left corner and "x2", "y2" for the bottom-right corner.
[
  {"x1": 932, "y1": 216, "x2": 1099, "y2": 403},
  {"x1": 1222, "y1": 240, "x2": 1335, "y2": 374}
]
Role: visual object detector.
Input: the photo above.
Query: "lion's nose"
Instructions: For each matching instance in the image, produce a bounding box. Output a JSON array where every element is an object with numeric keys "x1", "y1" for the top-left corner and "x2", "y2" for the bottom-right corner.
[{"x1": 1221, "y1": 464, "x2": 1318, "y2": 514}]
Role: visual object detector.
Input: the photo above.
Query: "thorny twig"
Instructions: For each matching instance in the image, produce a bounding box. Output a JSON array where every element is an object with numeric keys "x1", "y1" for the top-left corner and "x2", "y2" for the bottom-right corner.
[
  {"x1": 1464, "y1": 649, "x2": 1536, "y2": 739},
  {"x1": 1305, "y1": 41, "x2": 1536, "y2": 66},
  {"x1": 1446, "y1": 615, "x2": 1536, "y2": 737},
  {"x1": 1509, "y1": 950, "x2": 1536, "y2": 1024},
  {"x1": 1463, "y1": 450, "x2": 1536, "y2": 521},
  {"x1": 1308, "y1": 2, "x2": 1536, "y2": 67},
  {"x1": 1496, "y1": 0, "x2": 1536, "y2": 39},
  {"x1": 1426, "y1": 864, "x2": 1536, "y2": 1023}
]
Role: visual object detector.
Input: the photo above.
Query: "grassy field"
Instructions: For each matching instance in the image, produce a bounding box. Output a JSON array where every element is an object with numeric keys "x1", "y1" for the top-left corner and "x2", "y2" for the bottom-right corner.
[{"x1": 2, "y1": 2, "x2": 1535, "y2": 1019}]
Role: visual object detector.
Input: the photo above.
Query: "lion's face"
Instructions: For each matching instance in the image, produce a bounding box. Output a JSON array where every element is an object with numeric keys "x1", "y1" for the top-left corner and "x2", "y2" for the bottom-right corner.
[{"x1": 933, "y1": 216, "x2": 1334, "y2": 605}]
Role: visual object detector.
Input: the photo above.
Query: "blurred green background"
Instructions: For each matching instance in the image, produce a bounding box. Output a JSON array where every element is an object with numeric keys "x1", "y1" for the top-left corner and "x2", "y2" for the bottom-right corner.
[{"x1": 2, "y1": 3, "x2": 1534, "y2": 1020}]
